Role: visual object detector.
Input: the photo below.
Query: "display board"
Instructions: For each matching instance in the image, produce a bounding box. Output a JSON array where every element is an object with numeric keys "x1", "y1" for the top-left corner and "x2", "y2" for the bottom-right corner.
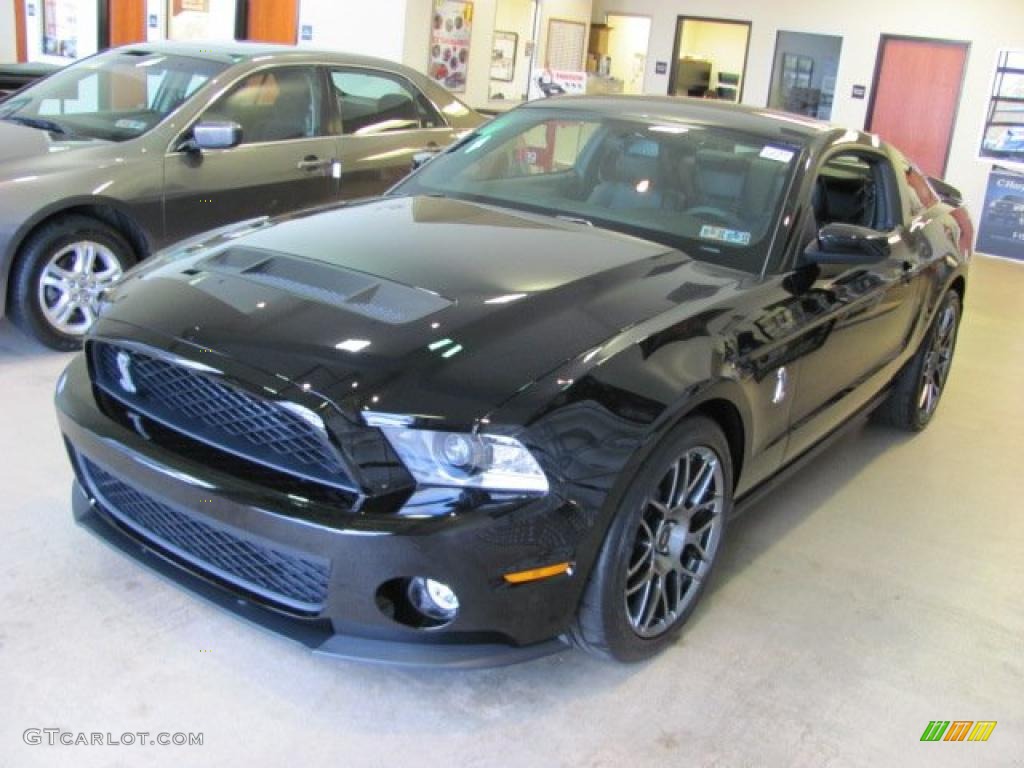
[
  {"x1": 41, "y1": 0, "x2": 79, "y2": 58},
  {"x1": 428, "y1": 0, "x2": 473, "y2": 93},
  {"x1": 976, "y1": 166, "x2": 1024, "y2": 260},
  {"x1": 546, "y1": 19, "x2": 586, "y2": 72}
]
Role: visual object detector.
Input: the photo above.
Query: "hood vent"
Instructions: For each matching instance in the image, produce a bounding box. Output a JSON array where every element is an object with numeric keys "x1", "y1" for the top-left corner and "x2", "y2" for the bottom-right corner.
[{"x1": 199, "y1": 247, "x2": 451, "y2": 324}]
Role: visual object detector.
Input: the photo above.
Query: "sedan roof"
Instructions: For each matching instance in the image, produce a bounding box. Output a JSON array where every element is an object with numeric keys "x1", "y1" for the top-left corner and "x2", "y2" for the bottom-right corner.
[{"x1": 113, "y1": 41, "x2": 411, "y2": 72}]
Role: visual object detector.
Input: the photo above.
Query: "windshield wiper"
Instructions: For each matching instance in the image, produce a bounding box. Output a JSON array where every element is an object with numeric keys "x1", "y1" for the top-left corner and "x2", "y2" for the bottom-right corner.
[{"x1": 3, "y1": 115, "x2": 73, "y2": 136}]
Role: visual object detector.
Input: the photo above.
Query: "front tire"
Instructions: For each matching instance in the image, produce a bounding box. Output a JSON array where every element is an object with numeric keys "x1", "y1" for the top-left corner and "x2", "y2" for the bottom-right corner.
[
  {"x1": 876, "y1": 290, "x2": 961, "y2": 432},
  {"x1": 572, "y1": 416, "x2": 732, "y2": 661},
  {"x1": 9, "y1": 215, "x2": 133, "y2": 350}
]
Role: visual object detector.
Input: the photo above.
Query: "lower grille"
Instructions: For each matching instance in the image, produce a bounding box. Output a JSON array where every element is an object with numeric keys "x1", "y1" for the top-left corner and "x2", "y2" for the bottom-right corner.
[{"x1": 80, "y1": 456, "x2": 330, "y2": 614}]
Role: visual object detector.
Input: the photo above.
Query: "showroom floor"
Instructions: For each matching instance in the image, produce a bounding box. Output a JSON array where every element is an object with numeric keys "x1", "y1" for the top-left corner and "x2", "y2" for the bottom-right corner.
[{"x1": 1, "y1": 255, "x2": 1021, "y2": 768}]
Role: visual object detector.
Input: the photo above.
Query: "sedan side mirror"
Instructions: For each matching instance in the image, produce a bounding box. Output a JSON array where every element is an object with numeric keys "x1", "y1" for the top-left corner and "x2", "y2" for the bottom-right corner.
[
  {"x1": 191, "y1": 121, "x2": 243, "y2": 151},
  {"x1": 807, "y1": 223, "x2": 891, "y2": 265},
  {"x1": 411, "y1": 149, "x2": 440, "y2": 171}
]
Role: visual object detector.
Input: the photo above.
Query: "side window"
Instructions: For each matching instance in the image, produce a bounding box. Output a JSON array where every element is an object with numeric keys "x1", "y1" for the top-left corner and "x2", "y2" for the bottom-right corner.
[
  {"x1": 811, "y1": 152, "x2": 898, "y2": 233},
  {"x1": 203, "y1": 67, "x2": 320, "y2": 145},
  {"x1": 904, "y1": 164, "x2": 940, "y2": 217},
  {"x1": 331, "y1": 69, "x2": 444, "y2": 135}
]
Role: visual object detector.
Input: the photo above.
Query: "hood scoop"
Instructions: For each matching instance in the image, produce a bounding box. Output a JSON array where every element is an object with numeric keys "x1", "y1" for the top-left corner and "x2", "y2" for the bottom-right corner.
[{"x1": 199, "y1": 247, "x2": 451, "y2": 324}]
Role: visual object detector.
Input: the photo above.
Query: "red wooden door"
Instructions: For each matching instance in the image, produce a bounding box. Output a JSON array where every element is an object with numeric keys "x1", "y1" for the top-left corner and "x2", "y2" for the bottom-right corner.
[
  {"x1": 246, "y1": 0, "x2": 298, "y2": 44},
  {"x1": 109, "y1": 0, "x2": 147, "y2": 47},
  {"x1": 867, "y1": 36, "x2": 969, "y2": 177}
]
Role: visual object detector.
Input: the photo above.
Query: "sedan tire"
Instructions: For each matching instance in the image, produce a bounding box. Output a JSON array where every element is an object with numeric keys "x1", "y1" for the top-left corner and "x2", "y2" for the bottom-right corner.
[
  {"x1": 571, "y1": 416, "x2": 733, "y2": 661},
  {"x1": 10, "y1": 215, "x2": 133, "y2": 350}
]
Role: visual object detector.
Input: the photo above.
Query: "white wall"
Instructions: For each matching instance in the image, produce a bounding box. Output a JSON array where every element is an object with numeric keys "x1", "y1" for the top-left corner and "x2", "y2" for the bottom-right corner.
[
  {"x1": 299, "y1": 0, "x2": 408, "y2": 62},
  {"x1": 0, "y1": 1, "x2": 16, "y2": 62},
  {"x1": 489, "y1": 0, "x2": 535, "y2": 103},
  {"x1": 593, "y1": 0, "x2": 1024, "y2": 228}
]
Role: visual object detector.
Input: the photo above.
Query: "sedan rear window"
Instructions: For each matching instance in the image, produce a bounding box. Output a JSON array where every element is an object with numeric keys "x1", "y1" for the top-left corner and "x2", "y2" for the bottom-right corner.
[{"x1": 397, "y1": 108, "x2": 802, "y2": 273}]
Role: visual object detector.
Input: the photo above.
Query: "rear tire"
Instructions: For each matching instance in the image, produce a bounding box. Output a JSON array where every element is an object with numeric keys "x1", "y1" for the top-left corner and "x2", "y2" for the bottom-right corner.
[
  {"x1": 875, "y1": 290, "x2": 961, "y2": 432},
  {"x1": 571, "y1": 416, "x2": 733, "y2": 661},
  {"x1": 9, "y1": 215, "x2": 133, "y2": 350}
]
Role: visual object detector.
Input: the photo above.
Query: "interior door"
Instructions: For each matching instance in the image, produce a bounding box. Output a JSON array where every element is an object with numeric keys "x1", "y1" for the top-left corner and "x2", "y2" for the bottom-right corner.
[
  {"x1": 867, "y1": 36, "x2": 969, "y2": 178},
  {"x1": 163, "y1": 66, "x2": 339, "y2": 243},
  {"x1": 328, "y1": 67, "x2": 456, "y2": 200},
  {"x1": 109, "y1": 0, "x2": 147, "y2": 46},
  {"x1": 245, "y1": 0, "x2": 298, "y2": 43},
  {"x1": 783, "y1": 149, "x2": 920, "y2": 460}
]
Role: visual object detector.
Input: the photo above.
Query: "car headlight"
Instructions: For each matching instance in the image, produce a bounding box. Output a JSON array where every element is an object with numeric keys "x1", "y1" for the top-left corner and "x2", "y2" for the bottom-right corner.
[{"x1": 376, "y1": 424, "x2": 548, "y2": 494}]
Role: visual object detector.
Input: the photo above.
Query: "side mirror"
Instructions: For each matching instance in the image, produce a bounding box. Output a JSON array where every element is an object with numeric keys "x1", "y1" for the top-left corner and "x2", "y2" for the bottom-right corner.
[
  {"x1": 411, "y1": 150, "x2": 440, "y2": 171},
  {"x1": 191, "y1": 121, "x2": 242, "y2": 151},
  {"x1": 807, "y1": 223, "x2": 891, "y2": 265},
  {"x1": 927, "y1": 176, "x2": 963, "y2": 207}
]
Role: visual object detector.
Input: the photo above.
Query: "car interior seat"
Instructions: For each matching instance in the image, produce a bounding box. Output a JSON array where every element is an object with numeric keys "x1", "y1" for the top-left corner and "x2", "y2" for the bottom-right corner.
[{"x1": 587, "y1": 139, "x2": 664, "y2": 211}]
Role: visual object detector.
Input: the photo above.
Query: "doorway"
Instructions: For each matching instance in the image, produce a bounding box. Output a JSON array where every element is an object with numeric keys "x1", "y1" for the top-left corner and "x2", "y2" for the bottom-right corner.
[
  {"x1": 866, "y1": 35, "x2": 969, "y2": 177},
  {"x1": 668, "y1": 16, "x2": 751, "y2": 102},
  {"x1": 604, "y1": 13, "x2": 651, "y2": 95}
]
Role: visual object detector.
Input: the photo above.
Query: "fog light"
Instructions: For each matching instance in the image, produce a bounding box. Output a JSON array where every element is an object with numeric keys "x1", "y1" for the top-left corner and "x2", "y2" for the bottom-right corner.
[{"x1": 408, "y1": 577, "x2": 459, "y2": 622}]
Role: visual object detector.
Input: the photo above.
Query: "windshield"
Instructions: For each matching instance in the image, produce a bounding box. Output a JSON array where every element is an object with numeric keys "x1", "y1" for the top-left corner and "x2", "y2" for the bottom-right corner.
[
  {"x1": 396, "y1": 108, "x2": 803, "y2": 273},
  {"x1": 0, "y1": 49, "x2": 228, "y2": 142}
]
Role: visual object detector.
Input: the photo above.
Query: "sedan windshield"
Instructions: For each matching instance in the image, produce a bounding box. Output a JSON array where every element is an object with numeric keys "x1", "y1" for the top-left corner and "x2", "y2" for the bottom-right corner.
[
  {"x1": 396, "y1": 107, "x2": 803, "y2": 273},
  {"x1": 0, "y1": 49, "x2": 228, "y2": 142}
]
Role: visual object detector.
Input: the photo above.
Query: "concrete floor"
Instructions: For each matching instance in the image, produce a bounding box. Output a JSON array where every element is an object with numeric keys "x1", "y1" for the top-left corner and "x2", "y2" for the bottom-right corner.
[{"x1": 1, "y1": 255, "x2": 1022, "y2": 768}]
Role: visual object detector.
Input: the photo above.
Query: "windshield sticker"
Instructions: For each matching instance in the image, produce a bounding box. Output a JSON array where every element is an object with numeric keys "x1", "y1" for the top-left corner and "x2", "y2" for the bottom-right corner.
[
  {"x1": 114, "y1": 118, "x2": 147, "y2": 132},
  {"x1": 760, "y1": 146, "x2": 795, "y2": 163},
  {"x1": 700, "y1": 225, "x2": 751, "y2": 245}
]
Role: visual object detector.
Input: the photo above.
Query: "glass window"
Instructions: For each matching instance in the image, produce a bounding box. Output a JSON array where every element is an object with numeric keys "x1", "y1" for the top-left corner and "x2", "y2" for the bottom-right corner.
[
  {"x1": 203, "y1": 67, "x2": 321, "y2": 144},
  {"x1": 670, "y1": 17, "x2": 751, "y2": 102},
  {"x1": 396, "y1": 109, "x2": 802, "y2": 273},
  {"x1": 0, "y1": 49, "x2": 227, "y2": 141},
  {"x1": 979, "y1": 49, "x2": 1024, "y2": 164},
  {"x1": 331, "y1": 70, "x2": 443, "y2": 135},
  {"x1": 767, "y1": 31, "x2": 843, "y2": 121},
  {"x1": 812, "y1": 152, "x2": 898, "y2": 231}
]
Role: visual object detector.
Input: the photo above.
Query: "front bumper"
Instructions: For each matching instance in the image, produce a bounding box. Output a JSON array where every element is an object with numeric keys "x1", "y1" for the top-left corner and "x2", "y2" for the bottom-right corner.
[{"x1": 57, "y1": 355, "x2": 585, "y2": 667}]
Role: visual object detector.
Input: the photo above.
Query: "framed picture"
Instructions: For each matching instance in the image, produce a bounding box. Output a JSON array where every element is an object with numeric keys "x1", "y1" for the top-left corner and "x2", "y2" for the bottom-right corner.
[
  {"x1": 491, "y1": 31, "x2": 518, "y2": 82},
  {"x1": 782, "y1": 53, "x2": 814, "y2": 89}
]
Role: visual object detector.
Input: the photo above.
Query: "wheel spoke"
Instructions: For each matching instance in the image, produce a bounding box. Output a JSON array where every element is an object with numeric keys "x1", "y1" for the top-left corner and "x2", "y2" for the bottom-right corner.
[
  {"x1": 664, "y1": 461, "x2": 680, "y2": 507},
  {"x1": 640, "y1": 574, "x2": 663, "y2": 631}
]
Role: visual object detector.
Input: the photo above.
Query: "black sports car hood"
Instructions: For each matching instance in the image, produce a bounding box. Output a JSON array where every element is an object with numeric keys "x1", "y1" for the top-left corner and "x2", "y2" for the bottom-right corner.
[{"x1": 96, "y1": 196, "x2": 742, "y2": 427}]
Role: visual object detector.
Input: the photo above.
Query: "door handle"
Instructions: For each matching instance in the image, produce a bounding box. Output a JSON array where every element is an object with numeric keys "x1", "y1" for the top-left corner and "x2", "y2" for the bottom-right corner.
[{"x1": 297, "y1": 155, "x2": 331, "y2": 172}]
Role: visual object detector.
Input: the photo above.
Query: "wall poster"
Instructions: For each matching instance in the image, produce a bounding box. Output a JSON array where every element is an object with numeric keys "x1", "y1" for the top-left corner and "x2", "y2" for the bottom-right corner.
[
  {"x1": 42, "y1": 0, "x2": 79, "y2": 59},
  {"x1": 976, "y1": 166, "x2": 1024, "y2": 260},
  {"x1": 429, "y1": 0, "x2": 473, "y2": 93},
  {"x1": 979, "y1": 50, "x2": 1024, "y2": 166}
]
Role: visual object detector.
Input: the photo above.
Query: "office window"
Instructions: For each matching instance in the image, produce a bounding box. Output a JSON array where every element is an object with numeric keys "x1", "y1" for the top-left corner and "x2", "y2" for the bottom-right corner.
[
  {"x1": 979, "y1": 50, "x2": 1024, "y2": 164},
  {"x1": 767, "y1": 31, "x2": 842, "y2": 121}
]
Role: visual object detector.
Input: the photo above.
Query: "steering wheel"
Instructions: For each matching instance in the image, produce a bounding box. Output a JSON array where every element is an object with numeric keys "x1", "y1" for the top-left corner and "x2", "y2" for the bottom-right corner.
[{"x1": 683, "y1": 206, "x2": 744, "y2": 229}]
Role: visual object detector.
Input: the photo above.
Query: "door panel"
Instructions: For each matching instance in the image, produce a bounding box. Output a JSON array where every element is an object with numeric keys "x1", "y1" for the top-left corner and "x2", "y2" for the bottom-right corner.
[
  {"x1": 867, "y1": 36, "x2": 968, "y2": 177},
  {"x1": 337, "y1": 128, "x2": 453, "y2": 200},
  {"x1": 163, "y1": 138, "x2": 339, "y2": 243},
  {"x1": 782, "y1": 150, "x2": 921, "y2": 460},
  {"x1": 162, "y1": 66, "x2": 338, "y2": 243}
]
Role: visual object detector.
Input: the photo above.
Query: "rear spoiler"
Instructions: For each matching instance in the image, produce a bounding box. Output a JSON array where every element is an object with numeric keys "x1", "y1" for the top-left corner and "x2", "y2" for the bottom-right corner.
[{"x1": 928, "y1": 176, "x2": 963, "y2": 207}]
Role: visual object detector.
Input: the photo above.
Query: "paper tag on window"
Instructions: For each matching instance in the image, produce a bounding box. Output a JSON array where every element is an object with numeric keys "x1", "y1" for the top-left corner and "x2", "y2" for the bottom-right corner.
[{"x1": 760, "y1": 146, "x2": 795, "y2": 163}]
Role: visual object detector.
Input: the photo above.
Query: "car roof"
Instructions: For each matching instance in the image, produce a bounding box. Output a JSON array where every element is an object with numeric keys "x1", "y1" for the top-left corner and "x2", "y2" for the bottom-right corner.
[
  {"x1": 112, "y1": 41, "x2": 412, "y2": 72},
  {"x1": 521, "y1": 95, "x2": 849, "y2": 147}
]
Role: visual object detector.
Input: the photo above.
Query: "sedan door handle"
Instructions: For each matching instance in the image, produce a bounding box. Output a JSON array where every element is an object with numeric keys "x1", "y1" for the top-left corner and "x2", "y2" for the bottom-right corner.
[{"x1": 297, "y1": 155, "x2": 332, "y2": 172}]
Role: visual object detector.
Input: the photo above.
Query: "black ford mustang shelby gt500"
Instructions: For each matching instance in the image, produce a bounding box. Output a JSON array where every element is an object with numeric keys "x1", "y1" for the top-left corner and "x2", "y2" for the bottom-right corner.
[{"x1": 56, "y1": 98, "x2": 971, "y2": 666}]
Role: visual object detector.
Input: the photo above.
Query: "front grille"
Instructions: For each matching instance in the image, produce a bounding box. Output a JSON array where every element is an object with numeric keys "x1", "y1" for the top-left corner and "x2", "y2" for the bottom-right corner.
[
  {"x1": 90, "y1": 342, "x2": 354, "y2": 492},
  {"x1": 81, "y1": 456, "x2": 330, "y2": 614}
]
